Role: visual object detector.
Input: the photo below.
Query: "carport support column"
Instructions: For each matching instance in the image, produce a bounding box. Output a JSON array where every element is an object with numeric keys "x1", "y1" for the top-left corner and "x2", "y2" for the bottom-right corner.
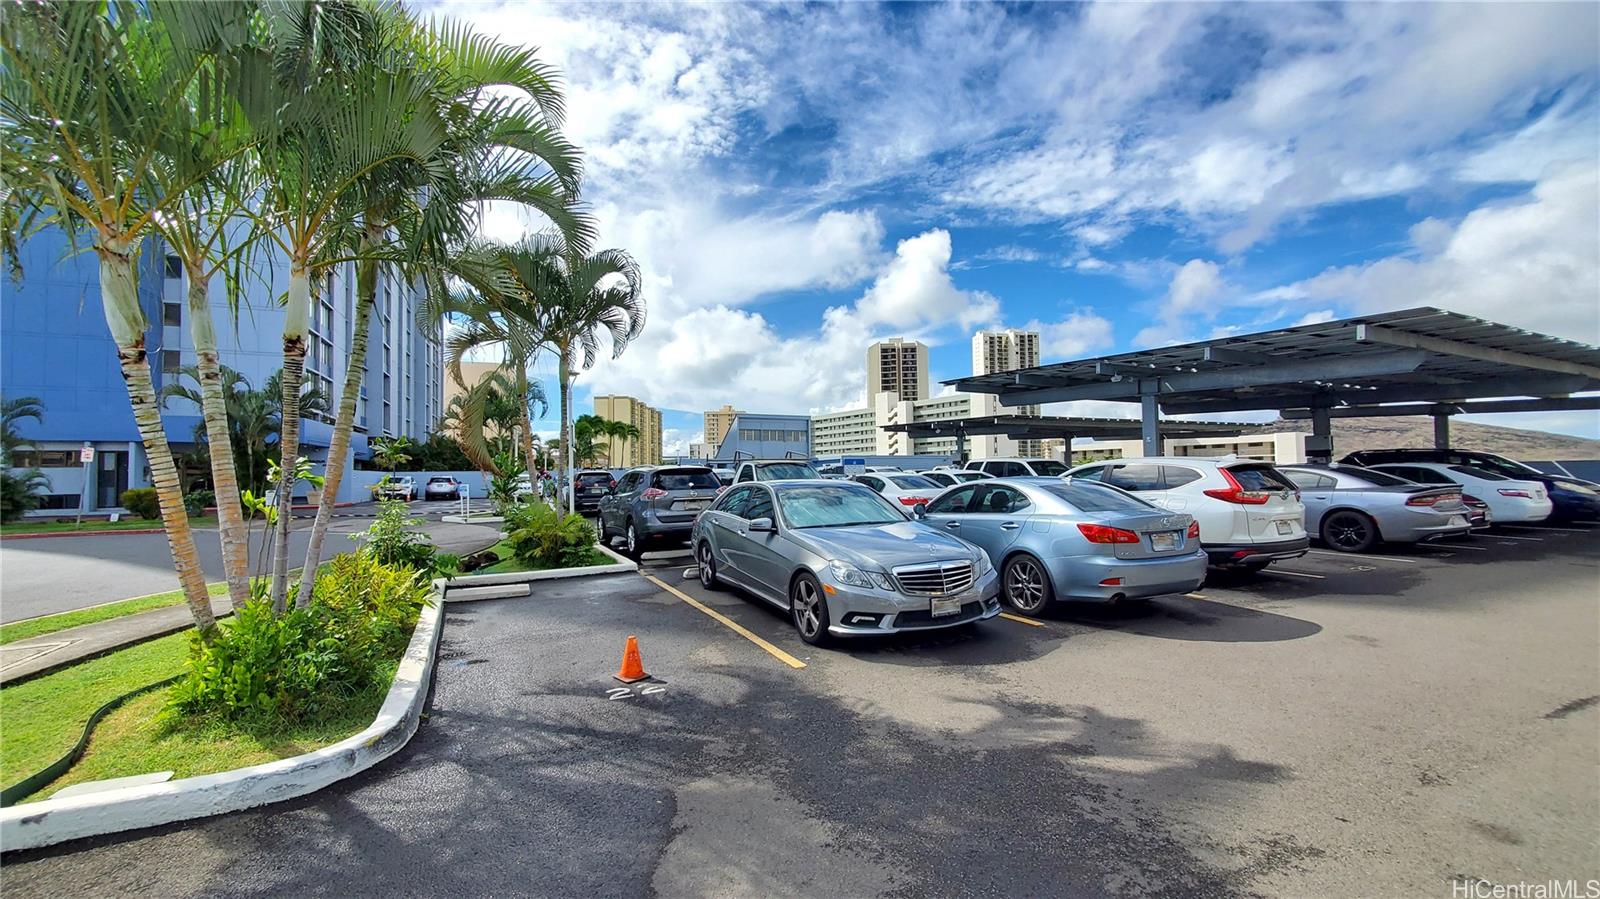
[
  {"x1": 1139, "y1": 382, "x2": 1161, "y2": 457},
  {"x1": 954, "y1": 430, "x2": 967, "y2": 465},
  {"x1": 1433, "y1": 412, "x2": 1451, "y2": 450},
  {"x1": 1308, "y1": 403, "x2": 1333, "y2": 464}
]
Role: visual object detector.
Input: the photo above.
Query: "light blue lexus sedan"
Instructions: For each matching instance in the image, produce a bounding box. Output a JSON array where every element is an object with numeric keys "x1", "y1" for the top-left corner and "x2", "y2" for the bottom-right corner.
[{"x1": 917, "y1": 477, "x2": 1207, "y2": 615}]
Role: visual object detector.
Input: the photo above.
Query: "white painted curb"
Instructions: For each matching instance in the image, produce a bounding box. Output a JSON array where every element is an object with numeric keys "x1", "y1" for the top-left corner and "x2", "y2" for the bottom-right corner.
[
  {"x1": 439, "y1": 544, "x2": 638, "y2": 595},
  {"x1": 0, "y1": 595, "x2": 444, "y2": 852}
]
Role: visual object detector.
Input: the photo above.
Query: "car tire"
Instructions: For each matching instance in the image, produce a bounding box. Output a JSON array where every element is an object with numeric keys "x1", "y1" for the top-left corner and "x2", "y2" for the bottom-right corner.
[
  {"x1": 595, "y1": 514, "x2": 611, "y2": 547},
  {"x1": 1321, "y1": 510, "x2": 1379, "y2": 553},
  {"x1": 790, "y1": 572, "x2": 832, "y2": 646},
  {"x1": 697, "y1": 542, "x2": 722, "y2": 590},
  {"x1": 624, "y1": 520, "x2": 644, "y2": 559},
  {"x1": 1002, "y1": 553, "x2": 1053, "y2": 617}
]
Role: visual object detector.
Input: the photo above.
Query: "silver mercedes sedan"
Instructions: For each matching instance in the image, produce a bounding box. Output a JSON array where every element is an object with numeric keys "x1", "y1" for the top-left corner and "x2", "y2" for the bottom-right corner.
[
  {"x1": 691, "y1": 479, "x2": 1002, "y2": 646},
  {"x1": 918, "y1": 477, "x2": 1207, "y2": 615}
]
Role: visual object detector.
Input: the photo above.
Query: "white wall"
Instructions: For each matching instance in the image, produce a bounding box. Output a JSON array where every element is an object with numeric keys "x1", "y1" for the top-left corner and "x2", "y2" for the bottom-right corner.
[{"x1": 345, "y1": 470, "x2": 491, "y2": 502}]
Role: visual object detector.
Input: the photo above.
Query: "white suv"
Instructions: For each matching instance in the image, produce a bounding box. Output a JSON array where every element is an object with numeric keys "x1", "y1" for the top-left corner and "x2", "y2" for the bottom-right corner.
[
  {"x1": 1064, "y1": 457, "x2": 1308, "y2": 570},
  {"x1": 964, "y1": 457, "x2": 1070, "y2": 478}
]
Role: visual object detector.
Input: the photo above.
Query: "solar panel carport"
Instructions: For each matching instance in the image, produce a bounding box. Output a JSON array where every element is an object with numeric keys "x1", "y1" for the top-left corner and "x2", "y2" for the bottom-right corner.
[
  {"x1": 879, "y1": 414, "x2": 1257, "y2": 462},
  {"x1": 946, "y1": 307, "x2": 1600, "y2": 461}
]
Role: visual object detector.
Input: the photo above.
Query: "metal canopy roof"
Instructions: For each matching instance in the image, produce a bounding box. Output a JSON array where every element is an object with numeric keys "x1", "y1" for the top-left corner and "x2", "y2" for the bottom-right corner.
[
  {"x1": 947, "y1": 307, "x2": 1600, "y2": 415},
  {"x1": 881, "y1": 415, "x2": 1255, "y2": 440}
]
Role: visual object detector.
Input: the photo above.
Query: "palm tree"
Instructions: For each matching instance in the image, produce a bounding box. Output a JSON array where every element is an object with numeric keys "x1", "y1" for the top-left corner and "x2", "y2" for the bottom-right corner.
[
  {"x1": 1, "y1": 2, "x2": 249, "y2": 636},
  {"x1": 571, "y1": 414, "x2": 640, "y2": 467},
  {"x1": 160, "y1": 365, "x2": 328, "y2": 497},
  {"x1": 371, "y1": 436, "x2": 415, "y2": 475},
  {"x1": 291, "y1": 5, "x2": 590, "y2": 609},
  {"x1": 1, "y1": 396, "x2": 45, "y2": 464}
]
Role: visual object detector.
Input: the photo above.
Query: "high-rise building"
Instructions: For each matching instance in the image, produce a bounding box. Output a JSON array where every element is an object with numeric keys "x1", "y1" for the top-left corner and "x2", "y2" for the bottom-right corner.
[
  {"x1": 972, "y1": 329, "x2": 1044, "y2": 456},
  {"x1": 2, "y1": 226, "x2": 442, "y2": 512},
  {"x1": 702, "y1": 404, "x2": 744, "y2": 454},
  {"x1": 866, "y1": 338, "x2": 929, "y2": 401},
  {"x1": 592, "y1": 395, "x2": 663, "y2": 467}
]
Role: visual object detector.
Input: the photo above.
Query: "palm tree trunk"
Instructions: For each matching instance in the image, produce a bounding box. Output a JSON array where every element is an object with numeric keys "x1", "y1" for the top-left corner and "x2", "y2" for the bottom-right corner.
[
  {"x1": 558, "y1": 344, "x2": 573, "y2": 514},
  {"x1": 518, "y1": 371, "x2": 536, "y2": 476},
  {"x1": 100, "y1": 240, "x2": 218, "y2": 638},
  {"x1": 270, "y1": 261, "x2": 312, "y2": 613},
  {"x1": 294, "y1": 241, "x2": 376, "y2": 609},
  {"x1": 185, "y1": 270, "x2": 251, "y2": 611}
]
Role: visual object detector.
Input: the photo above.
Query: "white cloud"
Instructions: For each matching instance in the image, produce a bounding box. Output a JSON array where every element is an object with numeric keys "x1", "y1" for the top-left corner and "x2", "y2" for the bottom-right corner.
[
  {"x1": 1023, "y1": 310, "x2": 1115, "y2": 362},
  {"x1": 1133, "y1": 259, "x2": 1231, "y2": 346},
  {"x1": 662, "y1": 428, "x2": 701, "y2": 456},
  {"x1": 1290, "y1": 310, "x2": 1337, "y2": 328}
]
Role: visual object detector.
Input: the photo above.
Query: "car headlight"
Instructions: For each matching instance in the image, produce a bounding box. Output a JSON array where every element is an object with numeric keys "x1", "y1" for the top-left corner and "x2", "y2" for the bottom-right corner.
[
  {"x1": 828, "y1": 560, "x2": 896, "y2": 591},
  {"x1": 974, "y1": 552, "x2": 993, "y2": 576}
]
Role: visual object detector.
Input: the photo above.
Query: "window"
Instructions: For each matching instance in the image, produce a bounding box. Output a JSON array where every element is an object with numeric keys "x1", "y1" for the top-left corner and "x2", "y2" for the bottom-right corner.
[
  {"x1": 716, "y1": 486, "x2": 754, "y2": 517},
  {"x1": 735, "y1": 466, "x2": 753, "y2": 484},
  {"x1": 38, "y1": 493, "x2": 80, "y2": 510},
  {"x1": 1389, "y1": 467, "x2": 1452, "y2": 485},
  {"x1": 974, "y1": 484, "x2": 1031, "y2": 514},
  {"x1": 615, "y1": 472, "x2": 641, "y2": 494},
  {"x1": 856, "y1": 475, "x2": 884, "y2": 492},
  {"x1": 1042, "y1": 482, "x2": 1161, "y2": 514},
  {"x1": 887, "y1": 474, "x2": 939, "y2": 490},
  {"x1": 1226, "y1": 464, "x2": 1297, "y2": 492},
  {"x1": 926, "y1": 484, "x2": 981, "y2": 513},
  {"x1": 1068, "y1": 466, "x2": 1106, "y2": 482},
  {"x1": 777, "y1": 484, "x2": 904, "y2": 528},
  {"x1": 1450, "y1": 465, "x2": 1508, "y2": 481},
  {"x1": 164, "y1": 255, "x2": 182, "y2": 279},
  {"x1": 744, "y1": 489, "x2": 775, "y2": 522},
  {"x1": 161, "y1": 350, "x2": 180, "y2": 373},
  {"x1": 1284, "y1": 471, "x2": 1335, "y2": 490},
  {"x1": 923, "y1": 472, "x2": 955, "y2": 488},
  {"x1": 1161, "y1": 466, "x2": 1203, "y2": 488},
  {"x1": 162, "y1": 303, "x2": 182, "y2": 326},
  {"x1": 1028, "y1": 460, "x2": 1068, "y2": 476},
  {"x1": 651, "y1": 469, "x2": 721, "y2": 491},
  {"x1": 9, "y1": 450, "x2": 77, "y2": 467},
  {"x1": 1104, "y1": 464, "x2": 1163, "y2": 491}
]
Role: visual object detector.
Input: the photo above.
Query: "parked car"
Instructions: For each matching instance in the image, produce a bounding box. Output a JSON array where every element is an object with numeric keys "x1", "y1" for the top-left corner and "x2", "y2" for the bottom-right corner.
[
  {"x1": 1461, "y1": 493, "x2": 1493, "y2": 529},
  {"x1": 851, "y1": 472, "x2": 943, "y2": 508},
  {"x1": 691, "y1": 479, "x2": 1001, "y2": 645},
  {"x1": 424, "y1": 476, "x2": 462, "y2": 501},
  {"x1": 732, "y1": 459, "x2": 824, "y2": 483},
  {"x1": 919, "y1": 478, "x2": 1205, "y2": 614},
  {"x1": 1364, "y1": 463, "x2": 1552, "y2": 523},
  {"x1": 710, "y1": 467, "x2": 736, "y2": 486},
  {"x1": 1277, "y1": 464, "x2": 1471, "y2": 552},
  {"x1": 599, "y1": 465, "x2": 724, "y2": 557},
  {"x1": 964, "y1": 457, "x2": 1070, "y2": 478},
  {"x1": 921, "y1": 469, "x2": 993, "y2": 488},
  {"x1": 1064, "y1": 457, "x2": 1308, "y2": 570},
  {"x1": 864, "y1": 466, "x2": 904, "y2": 473},
  {"x1": 1341, "y1": 449, "x2": 1600, "y2": 522},
  {"x1": 566, "y1": 470, "x2": 617, "y2": 512},
  {"x1": 377, "y1": 476, "x2": 416, "y2": 502}
]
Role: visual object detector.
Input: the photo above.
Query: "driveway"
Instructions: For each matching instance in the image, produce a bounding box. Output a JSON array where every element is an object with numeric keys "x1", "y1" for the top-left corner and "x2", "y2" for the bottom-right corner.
[
  {"x1": 4, "y1": 524, "x2": 1597, "y2": 896},
  {"x1": 0, "y1": 517, "x2": 500, "y2": 623}
]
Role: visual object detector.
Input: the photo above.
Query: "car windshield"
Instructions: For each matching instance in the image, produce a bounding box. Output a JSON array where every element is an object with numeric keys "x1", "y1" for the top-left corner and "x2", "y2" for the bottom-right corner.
[
  {"x1": 428, "y1": 478, "x2": 452, "y2": 484},
  {"x1": 652, "y1": 469, "x2": 721, "y2": 490},
  {"x1": 1450, "y1": 465, "x2": 1509, "y2": 481},
  {"x1": 1227, "y1": 464, "x2": 1297, "y2": 491},
  {"x1": 576, "y1": 473, "x2": 612, "y2": 486},
  {"x1": 888, "y1": 474, "x2": 939, "y2": 489},
  {"x1": 1029, "y1": 460, "x2": 1069, "y2": 476},
  {"x1": 1041, "y1": 482, "x2": 1162, "y2": 513},
  {"x1": 757, "y1": 462, "x2": 819, "y2": 480},
  {"x1": 777, "y1": 485, "x2": 906, "y2": 528}
]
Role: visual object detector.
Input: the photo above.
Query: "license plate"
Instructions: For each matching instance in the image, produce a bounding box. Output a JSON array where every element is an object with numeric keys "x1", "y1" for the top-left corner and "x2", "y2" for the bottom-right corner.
[
  {"x1": 1449, "y1": 515, "x2": 1466, "y2": 527},
  {"x1": 679, "y1": 500, "x2": 709, "y2": 511},
  {"x1": 585, "y1": 488, "x2": 604, "y2": 495},
  {"x1": 1150, "y1": 531, "x2": 1178, "y2": 552},
  {"x1": 1275, "y1": 520, "x2": 1294, "y2": 535},
  {"x1": 931, "y1": 596, "x2": 962, "y2": 617}
]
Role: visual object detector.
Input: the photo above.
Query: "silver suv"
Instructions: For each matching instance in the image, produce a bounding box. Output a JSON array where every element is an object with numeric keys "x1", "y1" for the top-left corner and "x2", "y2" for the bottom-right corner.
[{"x1": 598, "y1": 465, "x2": 724, "y2": 557}]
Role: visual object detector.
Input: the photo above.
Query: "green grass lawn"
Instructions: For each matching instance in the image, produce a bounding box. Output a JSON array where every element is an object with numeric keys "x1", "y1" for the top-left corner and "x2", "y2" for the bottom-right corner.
[
  {"x1": 1, "y1": 633, "x2": 192, "y2": 789},
  {"x1": 1, "y1": 516, "x2": 218, "y2": 536},
  {"x1": 474, "y1": 539, "x2": 614, "y2": 574},
  {"x1": 0, "y1": 583, "x2": 230, "y2": 645}
]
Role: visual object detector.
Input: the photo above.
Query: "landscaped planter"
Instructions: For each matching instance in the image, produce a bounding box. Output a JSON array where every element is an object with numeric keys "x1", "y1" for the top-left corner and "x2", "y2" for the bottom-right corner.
[
  {"x1": 439, "y1": 544, "x2": 637, "y2": 599},
  {"x1": 0, "y1": 591, "x2": 445, "y2": 852}
]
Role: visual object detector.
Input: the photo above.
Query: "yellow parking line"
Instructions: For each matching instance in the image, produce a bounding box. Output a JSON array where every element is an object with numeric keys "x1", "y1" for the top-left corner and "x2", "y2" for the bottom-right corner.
[
  {"x1": 998, "y1": 612, "x2": 1045, "y2": 627},
  {"x1": 643, "y1": 574, "x2": 807, "y2": 669}
]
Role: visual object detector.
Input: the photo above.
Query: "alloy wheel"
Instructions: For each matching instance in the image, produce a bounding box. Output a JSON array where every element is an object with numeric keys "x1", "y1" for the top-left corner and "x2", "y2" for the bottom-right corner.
[
  {"x1": 626, "y1": 523, "x2": 638, "y2": 556},
  {"x1": 1005, "y1": 558, "x2": 1046, "y2": 612},
  {"x1": 792, "y1": 579, "x2": 822, "y2": 638},
  {"x1": 698, "y1": 544, "x2": 716, "y2": 588},
  {"x1": 1324, "y1": 512, "x2": 1374, "y2": 551}
]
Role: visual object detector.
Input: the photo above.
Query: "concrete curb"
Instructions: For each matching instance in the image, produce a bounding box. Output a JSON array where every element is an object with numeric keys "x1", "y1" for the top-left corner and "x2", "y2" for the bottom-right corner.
[
  {"x1": 439, "y1": 544, "x2": 638, "y2": 595},
  {"x1": 0, "y1": 595, "x2": 444, "y2": 852},
  {"x1": 1, "y1": 528, "x2": 168, "y2": 541}
]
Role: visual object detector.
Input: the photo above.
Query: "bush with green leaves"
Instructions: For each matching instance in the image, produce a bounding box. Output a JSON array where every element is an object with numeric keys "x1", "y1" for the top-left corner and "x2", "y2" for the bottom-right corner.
[
  {"x1": 172, "y1": 553, "x2": 431, "y2": 723},
  {"x1": 183, "y1": 488, "x2": 216, "y2": 517},
  {"x1": 503, "y1": 501, "x2": 596, "y2": 568},
  {"x1": 350, "y1": 498, "x2": 456, "y2": 577},
  {"x1": 0, "y1": 469, "x2": 48, "y2": 522},
  {"x1": 120, "y1": 487, "x2": 161, "y2": 519}
]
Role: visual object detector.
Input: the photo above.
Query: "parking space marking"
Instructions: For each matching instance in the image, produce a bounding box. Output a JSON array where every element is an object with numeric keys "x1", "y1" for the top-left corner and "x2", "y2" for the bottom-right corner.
[
  {"x1": 1307, "y1": 549, "x2": 1421, "y2": 565},
  {"x1": 642, "y1": 574, "x2": 807, "y2": 670},
  {"x1": 1487, "y1": 533, "x2": 1544, "y2": 542},
  {"x1": 1264, "y1": 569, "x2": 1326, "y2": 579},
  {"x1": 1424, "y1": 542, "x2": 1487, "y2": 552},
  {"x1": 1499, "y1": 524, "x2": 1590, "y2": 534},
  {"x1": 1184, "y1": 592, "x2": 1206, "y2": 599},
  {"x1": 998, "y1": 612, "x2": 1045, "y2": 627}
]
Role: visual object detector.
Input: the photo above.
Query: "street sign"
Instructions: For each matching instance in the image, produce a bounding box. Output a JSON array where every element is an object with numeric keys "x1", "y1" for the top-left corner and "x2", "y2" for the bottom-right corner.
[
  {"x1": 79, "y1": 446, "x2": 94, "y2": 463},
  {"x1": 843, "y1": 456, "x2": 866, "y2": 476}
]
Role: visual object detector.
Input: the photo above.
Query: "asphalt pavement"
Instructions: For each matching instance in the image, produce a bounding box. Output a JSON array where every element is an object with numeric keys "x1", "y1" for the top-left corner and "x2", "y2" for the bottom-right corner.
[{"x1": 4, "y1": 524, "x2": 1597, "y2": 896}]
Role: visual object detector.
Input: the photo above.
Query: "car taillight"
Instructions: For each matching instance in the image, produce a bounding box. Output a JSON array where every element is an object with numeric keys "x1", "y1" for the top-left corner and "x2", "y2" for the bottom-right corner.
[
  {"x1": 1186, "y1": 521, "x2": 1200, "y2": 539},
  {"x1": 641, "y1": 488, "x2": 668, "y2": 500},
  {"x1": 1077, "y1": 523, "x2": 1139, "y2": 544},
  {"x1": 1406, "y1": 493, "x2": 1441, "y2": 506},
  {"x1": 1202, "y1": 468, "x2": 1270, "y2": 505},
  {"x1": 1497, "y1": 488, "x2": 1533, "y2": 498},
  {"x1": 897, "y1": 496, "x2": 926, "y2": 506}
]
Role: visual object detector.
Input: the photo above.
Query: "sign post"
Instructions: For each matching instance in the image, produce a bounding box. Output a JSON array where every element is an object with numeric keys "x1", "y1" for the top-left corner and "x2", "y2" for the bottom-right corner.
[
  {"x1": 842, "y1": 456, "x2": 866, "y2": 477},
  {"x1": 75, "y1": 444, "x2": 94, "y2": 529}
]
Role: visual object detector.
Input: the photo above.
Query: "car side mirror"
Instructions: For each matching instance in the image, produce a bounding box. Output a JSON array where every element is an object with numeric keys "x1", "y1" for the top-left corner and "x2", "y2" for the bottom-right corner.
[
  {"x1": 910, "y1": 504, "x2": 928, "y2": 519},
  {"x1": 748, "y1": 516, "x2": 775, "y2": 533}
]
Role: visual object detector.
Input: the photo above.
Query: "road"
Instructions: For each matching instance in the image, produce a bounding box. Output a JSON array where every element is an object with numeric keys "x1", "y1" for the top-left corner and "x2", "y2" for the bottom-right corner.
[
  {"x1": 0, "y1": 503, "x2": 497, "y2": 623},
  {"x1": 5, "y1": 523, "x2": 1596, "y2": 896}
]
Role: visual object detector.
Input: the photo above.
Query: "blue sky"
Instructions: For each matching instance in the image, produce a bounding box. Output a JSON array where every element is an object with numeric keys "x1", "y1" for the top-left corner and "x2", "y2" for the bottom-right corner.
[{"x1": 443, "y1": 1, "x2": 1600, "y2": 446}]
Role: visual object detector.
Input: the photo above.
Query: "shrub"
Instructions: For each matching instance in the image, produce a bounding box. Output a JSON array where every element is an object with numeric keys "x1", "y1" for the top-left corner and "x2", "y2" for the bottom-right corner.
[
  {"x1": 503, "y1": 501, "x2": 595, "y2": 568},
  {"x1": 120, "y1": 487, "x2": 161, "y2": 519},
  {"x1": 350, "y1": 499, "x2": 455, "y2": 577},
  {"x1": 183, "y1": 489, "x2": 216, "y2": 517},
  {"x1": 0, "y1": 469, "x2": 48, "y2": 522},
  {"x1": 172, "y1": 554, "x2": 431, "y2": 723}
]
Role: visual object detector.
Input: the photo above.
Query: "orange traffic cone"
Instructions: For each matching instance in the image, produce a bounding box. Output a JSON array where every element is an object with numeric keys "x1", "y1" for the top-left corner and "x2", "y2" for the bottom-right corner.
[{"x1": 614, "y1": 635, "x2": 649, "y2": 683}]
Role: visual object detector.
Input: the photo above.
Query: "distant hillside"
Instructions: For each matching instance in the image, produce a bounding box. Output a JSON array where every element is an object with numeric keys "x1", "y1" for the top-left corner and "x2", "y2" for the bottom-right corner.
[{"x1": 1253, "y1": 417, "x2": 1600, "y2": 461}]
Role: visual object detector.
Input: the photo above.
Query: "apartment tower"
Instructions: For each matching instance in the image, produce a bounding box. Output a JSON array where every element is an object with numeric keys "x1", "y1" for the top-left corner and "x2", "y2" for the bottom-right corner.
[
  {"x1": 972, "y1": 329, "x2": 1044, "y2": 456},
  {"x1": 702, "y1": 404, "x2": 744, "y2": 454},
  {"x1": 866, "y1": 338, "x2": 930, "y2": 401},
  {"x1": 592, "y1": 395, "x2": 663, "y2": 467}
]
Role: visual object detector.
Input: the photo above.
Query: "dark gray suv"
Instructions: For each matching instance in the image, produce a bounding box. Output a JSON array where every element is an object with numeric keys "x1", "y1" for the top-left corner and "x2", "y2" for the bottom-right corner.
[{"x1": 598, "y1": 465, "x2": 724, "y2": 557}]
